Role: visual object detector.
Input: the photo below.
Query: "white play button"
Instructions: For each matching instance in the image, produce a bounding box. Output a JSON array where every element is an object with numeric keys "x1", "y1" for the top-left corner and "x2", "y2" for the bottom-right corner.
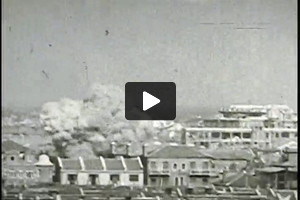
[{"x1": 143, "y1": 91, "x2": 160, "y2": 111}]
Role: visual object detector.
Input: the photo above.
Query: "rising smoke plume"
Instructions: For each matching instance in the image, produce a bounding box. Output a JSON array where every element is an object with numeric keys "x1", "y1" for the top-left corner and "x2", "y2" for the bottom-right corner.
[{"x1": 40, "y1": 84, "x2": 160, "y2": 158}]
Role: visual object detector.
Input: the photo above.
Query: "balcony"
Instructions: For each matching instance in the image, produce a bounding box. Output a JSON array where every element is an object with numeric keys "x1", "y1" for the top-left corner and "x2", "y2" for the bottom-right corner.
[
  {"x1": 148, "y1": 169, "x2": 170, "y2": 176},
  {"x1": 189, "y1": 169, "x2": 219, "y2": 177}
]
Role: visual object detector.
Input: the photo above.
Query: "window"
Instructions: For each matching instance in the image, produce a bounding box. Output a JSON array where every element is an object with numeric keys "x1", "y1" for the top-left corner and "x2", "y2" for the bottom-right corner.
[
  {"x1": 163, "y1": 161, "x2": 169, "y2": 169},
  {"x1": 182, "y1": 163, "x2": 186, "y2": 170},
  {"x1": 243, "y1": 132, "x2": 251, "y2": 139},
  {"x1": 150, "y1": 178, "x2": 156, "y2": 185},
  {"x1": 129, "y1": 175, "x2": 139, "y2": 182},
  {"x1": 190, "y1": 161, "x2": 196, "y2": 169},
  {"x1": 275, "y1": 132, "x2": 279, "y2": 138},
  {"x1": 26, "y1": 171, "x2": 33, "y2": 179},
  {"x1": 89, "y1": 174, "x2": 97, "y2": 185},
  {"x1": 150, "y1": 161, "x2": 157, "y2": 169},
  {"x1": 222, "y1": 132, "x2": 230, "y2": 139},
  {"x1": 233, "y1": 132, "x2": 241, "y2": 138},
  {"x1": 68, "y1": 174, "x2": 77, "y2": 185},
  {"x1": 10, "y1": 156, "x2": 15, "y2": 161},
  {"x1": 202, "y1": 178, "x2": 208, "y2": 183},
  {"x1": 282, "y1": 132, "x2": 289, "y2": 138},
  {"x1": 180, "y1": 177, "x2": 184, "y2": 185},
  {"x1": 202, "y1": 161, "x2": 209, "y2": 170},
  {"x1": 110, "y1": 174, "x2": 120, "y2": 183},
  {"x1": 211, "y1": 132, "x2": 220, "y2": 138},
  {"x1": 173, "y1": 163, "x2": 177, "y2": 170},
  {"x1": 265, "y1": 132, "x2": 269, "y2": 138}
]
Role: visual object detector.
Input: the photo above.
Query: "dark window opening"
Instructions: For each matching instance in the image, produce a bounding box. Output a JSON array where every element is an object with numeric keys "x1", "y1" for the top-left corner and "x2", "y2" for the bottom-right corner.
[
  {"x1": 282, "y1": 132, "x2": 289, "y2": 138},
  {"x1": 110, "y1": 174, "x2": 120, "y2": 183},
  {"x1": 89, "y1": 174, "x2": 97, "y2": 185},
  {"x1": 129, "y1": 175, "x2": 139, "y2": 182},
  {"x1": 222, "y1": 132, "x2": 230, "y2": 139},
  {"x1": 211, "y1": 132, "x2": 220, "y2": 138},
  {"x1": 243, "y1": 132, "x2": 251, "y2": 139},
  {"x1": 10, "y1": 156, "x2": 15, "y2": 161},
  {"x1": 68, "y1": 174, "x2": 77, "y2": 185},
  {"x1": 182, "y1": 163, "x2": 186, "y2": 170},
  {"x1": 173, "y1": 163, "x2": 177, "y2": 170}
]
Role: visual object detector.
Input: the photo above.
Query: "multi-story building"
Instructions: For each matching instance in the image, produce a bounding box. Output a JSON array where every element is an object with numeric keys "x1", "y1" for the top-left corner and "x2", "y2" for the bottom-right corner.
[
  {"x1": 182, "y1": 105, "x2": 297, "y2": 149},
  {"x1": 144, "y1": 144, "x2": 219, "y2": 188},
  {"x1": 2, "y1": 140, "x2": 54, "y2": 186}
]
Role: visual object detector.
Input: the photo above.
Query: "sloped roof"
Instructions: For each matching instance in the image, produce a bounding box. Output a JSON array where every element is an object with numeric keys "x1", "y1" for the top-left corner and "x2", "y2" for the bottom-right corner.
[
  {"x1": 256, "y1": 167, "x2": 285, "y2": 173},
  {"x1": 61, "y1": 158, "x2": 82, "y2": 170},
  {"x1": 147, "y1": 145, "x2": 211, "y2": 158},
  {"x1": 204, "y1": 149, "x2": 254, "y2": 161},
  {"x1": 2, "y1": 140, "x2": 30, "y2": 152},
  {"x1": 105, "y1": 158, "x2": 124, "y2": 170},
  {"x1": 84, "y1": 159, "x2": 103, "y2": 170},
  {"x1": 124, "y1": 158, "x2": 142, "y2": 170}
]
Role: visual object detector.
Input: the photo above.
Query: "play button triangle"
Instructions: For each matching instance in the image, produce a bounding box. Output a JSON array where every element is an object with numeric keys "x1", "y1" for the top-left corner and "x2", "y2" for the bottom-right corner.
[{"x1": 143, "y1": 91, "x2": 160, "y2": 111}]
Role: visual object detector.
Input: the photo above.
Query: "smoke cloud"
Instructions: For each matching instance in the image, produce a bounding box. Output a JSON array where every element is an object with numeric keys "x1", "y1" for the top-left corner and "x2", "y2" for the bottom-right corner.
[{"x1": 40, "y1": 83, "x2": 160, "y2": 157}]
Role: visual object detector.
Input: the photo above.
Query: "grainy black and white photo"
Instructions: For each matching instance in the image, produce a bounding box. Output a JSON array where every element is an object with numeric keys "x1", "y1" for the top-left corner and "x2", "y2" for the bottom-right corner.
[{"x1": 1, "y1": 0, "x2": 297, "y2": 199}]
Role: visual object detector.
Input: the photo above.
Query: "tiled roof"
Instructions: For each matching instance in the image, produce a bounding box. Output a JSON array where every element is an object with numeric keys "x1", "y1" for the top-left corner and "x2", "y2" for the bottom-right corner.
[
  {"x1": 147, "y1": 145, "x2": 211, "y2": 158},
  {"x1": 204, "y1": 149, "x2": 254, "y2": 161},
  {"x1": 2, "y1": 140, "x2": 30, "y2": 152},
  {"x1": 61, "y1": 159, "x2": 82, "y2": 170},
  {"x1": 124, "y1": 158, "x2": 142, "y2": 170},
  {"x1": 105, "y1": 158, "x2": 124, "y2": 170},
  {"x1": 84, "y1": 159, "x2": 103, "y2": 170},
  {"x1": 256, "y1": 167, "x2": 285, "y2": 173}
]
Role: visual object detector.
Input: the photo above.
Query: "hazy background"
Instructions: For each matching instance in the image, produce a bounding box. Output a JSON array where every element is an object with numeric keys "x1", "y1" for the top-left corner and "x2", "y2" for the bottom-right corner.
[{"x1": 2, "y1": 0, "x2": 297, "y2": 118}]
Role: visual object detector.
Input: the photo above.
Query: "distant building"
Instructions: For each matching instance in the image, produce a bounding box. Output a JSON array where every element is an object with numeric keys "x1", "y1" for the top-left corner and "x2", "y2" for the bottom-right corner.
[{"x1": 180, "y1": 105, "x2": 297, "y2": 149}]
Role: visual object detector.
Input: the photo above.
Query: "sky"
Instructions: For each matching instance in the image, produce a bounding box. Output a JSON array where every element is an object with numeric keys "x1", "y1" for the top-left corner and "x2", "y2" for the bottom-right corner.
[{"x1": 2, "y1": 0, "x2": 298, "y2": 118}]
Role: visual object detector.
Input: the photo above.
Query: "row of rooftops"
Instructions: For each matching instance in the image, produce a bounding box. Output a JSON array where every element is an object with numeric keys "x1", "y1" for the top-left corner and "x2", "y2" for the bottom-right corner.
[{"x1": 57, "y1": 156, "x2": 143, "y2": 171}]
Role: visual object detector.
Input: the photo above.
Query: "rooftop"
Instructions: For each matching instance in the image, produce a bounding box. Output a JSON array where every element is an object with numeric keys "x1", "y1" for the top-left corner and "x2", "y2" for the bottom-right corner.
[
  {"x1": 2, "y1": 140, "x2": 30, "y2": 152},
  {"x1": 147, "y1": 145, "x2": 211, "y2": 159},
  {"x1": 60, "y1": 158, "x2": 82, "y2": 170}
]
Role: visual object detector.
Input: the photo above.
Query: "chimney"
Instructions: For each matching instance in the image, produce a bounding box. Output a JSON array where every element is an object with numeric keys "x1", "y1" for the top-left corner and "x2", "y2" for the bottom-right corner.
[
  {"x1": 126, "y1": 143, "x2": 131, "y2": 156},
  {"x1": 110, "y1": 141, "x2": 116, "y2": 155},
  {"x1": 181, "y1": 128, "x2": 187, "y2": 145},
  {"x1": 142, "y1": 144, "x2": 149, "y2": 157}
]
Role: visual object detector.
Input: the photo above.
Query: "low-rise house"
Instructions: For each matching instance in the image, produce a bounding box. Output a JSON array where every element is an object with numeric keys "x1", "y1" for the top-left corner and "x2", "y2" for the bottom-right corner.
[
  {"x1": 145, "y1": 144, "x2": 218, "y2": 188},
  {"x1": 255, "y1": 147, "x2": 298, "y2": 190},
  {"x1": 55, "y1": 156, "x2": 144, "y2": 187},
  {"x1": 2, "y1": 140, "x2": 39, "y2": 186}
]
